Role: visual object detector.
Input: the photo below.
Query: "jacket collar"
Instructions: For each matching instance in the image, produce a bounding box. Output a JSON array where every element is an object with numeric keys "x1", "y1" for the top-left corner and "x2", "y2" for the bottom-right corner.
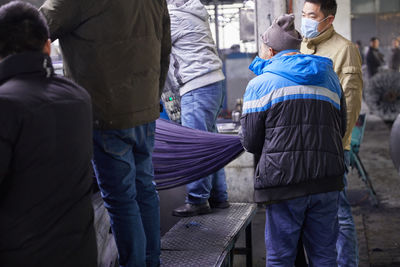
[
  {"x1": 301, "y1": 25, "x2": 335, "y2": 54},
  {"x1": 249, "y1": 49, "x2": 300, "y2": 76},
  {"x1": 0, "y1": 52, "x2": 54, "y2": 85}
]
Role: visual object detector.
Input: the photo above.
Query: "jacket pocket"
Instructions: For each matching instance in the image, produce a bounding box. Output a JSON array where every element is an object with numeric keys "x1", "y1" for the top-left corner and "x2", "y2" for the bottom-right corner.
[{"x1": 342, "y1": 66, "x2": 361, "y2": 74}]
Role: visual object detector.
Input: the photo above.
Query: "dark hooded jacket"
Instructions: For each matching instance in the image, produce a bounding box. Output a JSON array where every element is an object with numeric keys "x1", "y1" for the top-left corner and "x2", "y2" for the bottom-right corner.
[
  {"x1": 390, "y1": 47, "x2": 400, "y2": 71},
  {"x1": 240, "y1": 51, "x2": 346, "y2": 203},
  {"x1": 0, "y1": 52, "x2": 96, "y2": 266},
  {"x1": 40, "y1": 0, "x2": 171, "y2": 129},
  {"x1": 366, "y1": 46, "x2": 384, "y2": 78}
]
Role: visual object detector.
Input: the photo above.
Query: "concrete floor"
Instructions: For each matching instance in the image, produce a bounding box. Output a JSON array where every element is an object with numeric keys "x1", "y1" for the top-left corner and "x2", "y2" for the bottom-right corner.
[
  {"x1": 232, "y1": 103, "x2": 400, "y2": 266},
  {"x1": 348, "y1": 103, "x2": 400, "y2": 266}
]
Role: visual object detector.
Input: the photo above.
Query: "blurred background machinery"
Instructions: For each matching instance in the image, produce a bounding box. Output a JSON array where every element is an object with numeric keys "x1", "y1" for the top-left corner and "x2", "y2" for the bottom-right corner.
[
  {"x1": 390, "y1": 114, "x2": 400, "y2": 175},
  {"x1": 364, "y1": 70, "x2": 400, "y2": 122}
]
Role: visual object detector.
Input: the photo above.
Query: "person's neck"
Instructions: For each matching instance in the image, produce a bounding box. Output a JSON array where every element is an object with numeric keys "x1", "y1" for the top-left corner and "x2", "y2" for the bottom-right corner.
[{"x1": 283, "y1": 51, "x2": 300, "y2": 56}]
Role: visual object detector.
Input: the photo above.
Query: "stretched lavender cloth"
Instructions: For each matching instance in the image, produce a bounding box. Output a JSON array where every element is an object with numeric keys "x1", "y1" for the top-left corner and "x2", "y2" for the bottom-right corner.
[{"x1": 154, "y1": 119, "x2": 244, "y2": 190}]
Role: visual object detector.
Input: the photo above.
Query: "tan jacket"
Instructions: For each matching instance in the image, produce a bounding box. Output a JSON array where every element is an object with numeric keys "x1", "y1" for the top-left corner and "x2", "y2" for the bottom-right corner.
[{"x1": 301, "y1": 26, "x2": 363, "y2": 150}]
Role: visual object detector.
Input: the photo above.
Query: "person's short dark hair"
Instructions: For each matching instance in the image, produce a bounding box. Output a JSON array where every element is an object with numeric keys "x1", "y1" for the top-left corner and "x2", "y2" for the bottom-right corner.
[
  {"x1": 356, "y1": 40, "x2": 362, "y2": 46},
  {"x1": 370, "y1": 37, "x2": 379, "y2": 42},
  {"x1": 0, "y1": 1, "x2": 49, "y2": 58},
  {"x1": 305, "y1": 0, "x2": 337, "y2": 17}
]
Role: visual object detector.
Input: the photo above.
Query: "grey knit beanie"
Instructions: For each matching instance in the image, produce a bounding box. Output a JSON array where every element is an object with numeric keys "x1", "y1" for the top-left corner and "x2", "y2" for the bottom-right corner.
[{"x1": 261, "y1": 14, "x2": 302, "y2": 52}]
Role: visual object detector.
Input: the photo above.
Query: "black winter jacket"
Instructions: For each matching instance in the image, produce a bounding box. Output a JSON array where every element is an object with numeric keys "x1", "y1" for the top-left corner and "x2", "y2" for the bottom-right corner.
[
  {"x1": 0, "y1": 52, "x2": 97, "y2": 266},
  {"x1": 40, "y1": 0, "x2": 171, "y2": 130},
  {"x1": 366, "y1": 47, "x2": 384, "y2": 78},
  {"x1": 390, "y1": 47, "x2": 400, "y2": 71},
  {"x1": 240, "y1": 52, "x2": 346, "y2": 203}
]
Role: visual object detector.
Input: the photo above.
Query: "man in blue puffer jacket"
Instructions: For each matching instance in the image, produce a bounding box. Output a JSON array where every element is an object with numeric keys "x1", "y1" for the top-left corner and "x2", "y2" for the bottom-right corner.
[{"x1": 240, "y1": 14, "x2": 347, "y2": 266}]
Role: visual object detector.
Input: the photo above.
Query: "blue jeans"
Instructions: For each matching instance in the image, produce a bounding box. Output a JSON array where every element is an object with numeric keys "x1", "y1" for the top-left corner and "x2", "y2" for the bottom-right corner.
[
  {"x1": 265, "y1": 191, "x2": 340, "y2": 267},
  {"x1": 337, "y1": 150, "x2": 359, "y2": 266},
  {"x1": 180, "y1": 81, "x2": 228, "y2": 204},
  {"x1": 92, "y1": 122, "x2": 160, "y2": 267}
]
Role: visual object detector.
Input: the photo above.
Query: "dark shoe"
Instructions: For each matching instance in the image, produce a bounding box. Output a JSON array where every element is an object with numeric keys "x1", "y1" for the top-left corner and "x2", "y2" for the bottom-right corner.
[
  {"x1": 209, "y1": 200, "x2": 230, "y2": 209},
  {"x1": 172, "y1": 203, "x2": 212, "y2": 217}
]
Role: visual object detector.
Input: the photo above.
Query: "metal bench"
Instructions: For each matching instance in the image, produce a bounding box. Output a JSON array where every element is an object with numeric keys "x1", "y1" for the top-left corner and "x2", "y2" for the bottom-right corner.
[
  {"x1": 160, "y1": 203, "x2": 257, "y2": 267},
  {"x1": 350, "y1": 113, "x2": 378, "y2": 205}
]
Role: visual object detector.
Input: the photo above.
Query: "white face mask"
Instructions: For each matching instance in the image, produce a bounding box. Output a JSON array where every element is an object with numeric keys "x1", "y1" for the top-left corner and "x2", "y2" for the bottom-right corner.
[{"x1": 301, "y1": 16, "x2": 328, "y2": 39}]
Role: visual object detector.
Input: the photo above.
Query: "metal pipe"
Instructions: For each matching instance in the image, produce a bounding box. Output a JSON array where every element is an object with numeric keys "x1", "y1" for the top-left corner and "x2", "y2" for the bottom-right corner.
[{"x1": 213, "y1": 0, "x2": 220, "y2": 50}]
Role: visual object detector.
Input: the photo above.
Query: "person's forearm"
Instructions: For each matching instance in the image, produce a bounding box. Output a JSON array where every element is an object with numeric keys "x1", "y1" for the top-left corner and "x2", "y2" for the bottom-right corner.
[
  {"x1": 239, "y1": 115, "x2": 265, "y2": 154},
  {"x1": 342, "y1": 83, "x2": 362, "y2": 147},
  {"x1": 159, "y1": 2, "x2": 171, "y2": 95}
]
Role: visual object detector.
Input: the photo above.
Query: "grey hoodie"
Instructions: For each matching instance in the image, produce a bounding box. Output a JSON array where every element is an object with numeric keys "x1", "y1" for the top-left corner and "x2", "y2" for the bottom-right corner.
[{"x1": 167, "y1": 0, "x2": 225, "y2": 96}]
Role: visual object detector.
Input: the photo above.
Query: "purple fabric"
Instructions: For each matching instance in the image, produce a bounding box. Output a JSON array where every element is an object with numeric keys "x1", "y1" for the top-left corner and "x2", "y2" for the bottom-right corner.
[{"x1": 153, "y1": 119, "x2": 244, "y2": 190}]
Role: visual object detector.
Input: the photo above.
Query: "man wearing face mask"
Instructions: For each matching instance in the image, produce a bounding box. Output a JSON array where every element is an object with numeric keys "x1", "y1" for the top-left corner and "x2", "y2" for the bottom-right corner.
[{"x1": 300, "y1": 0, "x2": 363, "y2": 266}]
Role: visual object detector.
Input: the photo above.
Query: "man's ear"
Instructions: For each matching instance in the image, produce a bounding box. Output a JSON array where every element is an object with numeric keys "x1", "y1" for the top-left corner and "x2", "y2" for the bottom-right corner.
[
  {"x1": 270, "y1": 47, "x2": 279, "y2": 57},
  {"x1": 327, "y1": 15, "x2": 335, "y2": 25},
  {"x1": 269, "y1": 47, "x2": 275, "y2": 56},
  {"x1": 42, "y1": 39, "x2": 51, "y2": 56}
]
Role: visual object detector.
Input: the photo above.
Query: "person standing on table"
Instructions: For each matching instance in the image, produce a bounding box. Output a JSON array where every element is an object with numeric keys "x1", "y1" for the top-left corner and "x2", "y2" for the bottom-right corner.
[
  {"x1": 240, "y1": 14, "x2": 347, "y2": 266},
  {"x1": 300, "y1": 0, "x2": 363, "y2": 265},
  {"x1": 166, "y1": 0, "x2": 230, "y2": 217},
  {"x1": 40, "y1": 0, "x2": 171, "y2": 266}
]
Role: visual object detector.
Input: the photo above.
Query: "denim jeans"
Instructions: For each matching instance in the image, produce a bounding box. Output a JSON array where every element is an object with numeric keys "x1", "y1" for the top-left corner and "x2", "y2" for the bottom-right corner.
[
  {"x1": 92, "y1": 122, "x2": 160, "y2": 267},
  {"x1": 337, "y1": 150, "x2": 359, "y2": 266},
  {"x1": 265, "y1": 191, "x2": 340, "y2": 267},
  {"x1": 180, "y1": 81, "x2": 228, "y2": 204}
]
